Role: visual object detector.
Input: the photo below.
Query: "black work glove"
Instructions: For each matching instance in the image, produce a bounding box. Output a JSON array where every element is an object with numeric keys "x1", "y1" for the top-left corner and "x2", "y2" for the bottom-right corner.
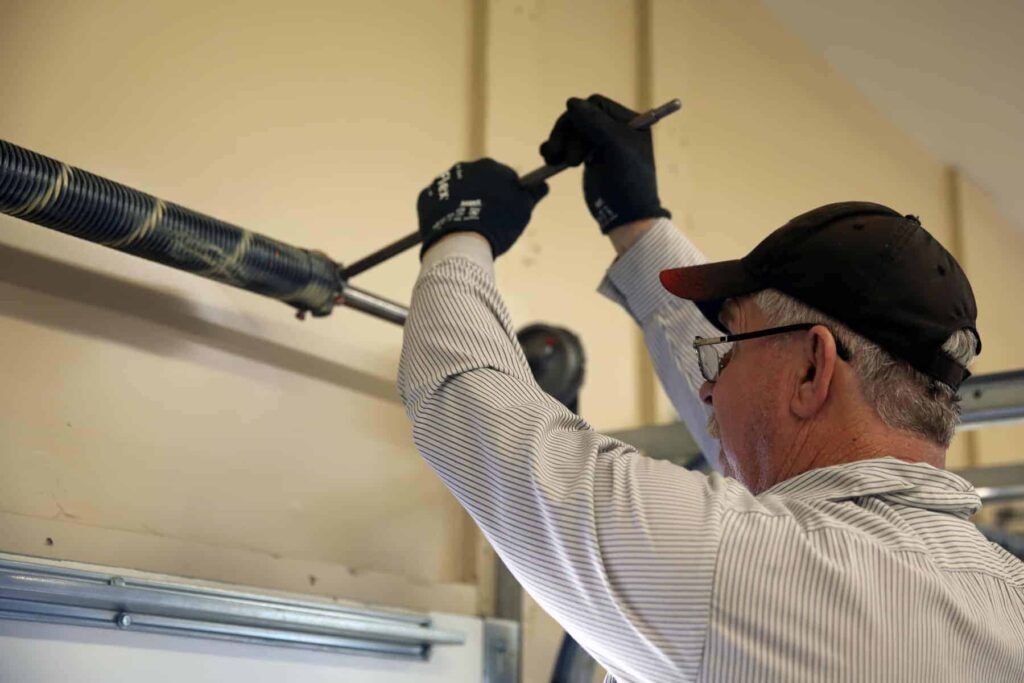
[
  {"x1": 417, "y1": 158, "x2": 549, "y2": 258},
  {"x1": 540, "y1": 94, "x2": 670, "y2": 233}
]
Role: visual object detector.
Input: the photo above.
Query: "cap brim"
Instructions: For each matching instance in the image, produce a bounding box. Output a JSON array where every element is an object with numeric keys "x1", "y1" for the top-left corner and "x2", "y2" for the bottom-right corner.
[{"x1": 659, "y1": 260, "x2": 763, "y2": 333}]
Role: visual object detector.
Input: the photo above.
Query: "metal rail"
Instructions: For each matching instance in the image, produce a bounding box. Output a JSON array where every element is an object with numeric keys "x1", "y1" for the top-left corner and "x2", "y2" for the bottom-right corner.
[
  {"x1": 958, "y1": 369, "x2": 1024, "y2": 429},
  {"x1": 950, "y1": 462, "x2": 1024, "y2": 502},
  {"x1": 0, "y1": 554, "x2": 464, "y2": 659}
]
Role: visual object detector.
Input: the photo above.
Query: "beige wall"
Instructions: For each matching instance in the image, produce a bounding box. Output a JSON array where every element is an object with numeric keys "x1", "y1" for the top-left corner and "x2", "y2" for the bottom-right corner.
[
  {"x1": 956, "y1": 171, "x2": 1024, "y2": 465},
  {"x1": 485, "y1": 0, "x2": 647, "y2": 433},
  {"x1": 1, "y1": 1, "x2": 1021, "y2": 680},
  {"x1": 0, "y1": 0, "x2": 478, "y2": 609}
]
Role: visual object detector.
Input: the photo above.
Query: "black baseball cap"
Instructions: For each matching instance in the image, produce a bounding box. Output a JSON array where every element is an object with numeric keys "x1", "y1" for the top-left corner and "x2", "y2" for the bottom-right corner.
[{"x1": 659, "y1": 202, "x2": 981, "y2": 389}]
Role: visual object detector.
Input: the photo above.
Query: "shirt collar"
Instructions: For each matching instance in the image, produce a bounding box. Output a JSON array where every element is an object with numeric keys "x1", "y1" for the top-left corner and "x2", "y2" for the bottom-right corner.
[{"x1": 762, "y1": 457, "x2": 981, "y2": 519}]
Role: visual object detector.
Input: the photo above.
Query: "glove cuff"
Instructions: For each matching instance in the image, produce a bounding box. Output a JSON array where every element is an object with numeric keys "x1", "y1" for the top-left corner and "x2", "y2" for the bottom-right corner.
[
  {"x1": 598, "y1": 205, "x2": 672, "y2": 234},
  {"x1": 420, "y1": 227, "x2": 499, "y2": 259}
]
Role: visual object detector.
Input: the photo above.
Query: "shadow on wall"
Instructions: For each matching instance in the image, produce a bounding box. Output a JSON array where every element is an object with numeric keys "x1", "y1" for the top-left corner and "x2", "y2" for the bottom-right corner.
[{"x1": 0, "y1": 241, "x2": 400, "y2": 403}]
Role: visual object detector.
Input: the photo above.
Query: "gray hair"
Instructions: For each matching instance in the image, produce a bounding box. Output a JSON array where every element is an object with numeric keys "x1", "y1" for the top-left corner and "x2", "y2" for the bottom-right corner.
[{"x1": 751, "y1": 289, "x2": 978, "y2": 447}]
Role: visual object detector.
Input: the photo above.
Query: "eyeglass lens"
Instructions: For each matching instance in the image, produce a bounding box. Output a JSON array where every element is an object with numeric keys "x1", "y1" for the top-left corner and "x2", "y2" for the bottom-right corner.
[{"x1": 698, "y1": 343, "x2": 733, "y2": 382}]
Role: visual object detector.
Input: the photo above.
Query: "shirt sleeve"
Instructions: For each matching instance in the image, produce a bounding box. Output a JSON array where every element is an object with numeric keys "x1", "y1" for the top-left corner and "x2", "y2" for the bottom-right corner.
[
  {"x1": 597, "y1": 218, "x2": 724, "y2": 471},
  {"x1": 398, "y1": 239, "x2": 750, "y2": 682}
]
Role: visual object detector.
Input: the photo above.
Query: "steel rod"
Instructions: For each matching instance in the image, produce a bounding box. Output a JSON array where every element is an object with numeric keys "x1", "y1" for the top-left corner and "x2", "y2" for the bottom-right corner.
[
  {"x1": 339, "y1": 283, "x2": 409, "y2": 326},
  {"x1": 337, "y1": 232, "x2": 423, "y2": 281},
  {"x1": 338, "y1": 99, "x2": 683, "y2": 280}
]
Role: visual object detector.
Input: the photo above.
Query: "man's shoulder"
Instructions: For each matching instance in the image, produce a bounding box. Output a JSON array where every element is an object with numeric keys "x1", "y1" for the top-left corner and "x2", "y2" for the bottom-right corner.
[{"x1": 713, "y1": 477, "x2": 926, "y2": 555}]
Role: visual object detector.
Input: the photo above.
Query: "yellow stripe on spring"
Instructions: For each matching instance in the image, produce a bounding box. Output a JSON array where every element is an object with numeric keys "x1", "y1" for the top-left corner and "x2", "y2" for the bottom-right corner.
[
  {"x1": 195, "y1": 228, "x2": 253, "y2": 281},
  {"x1": 9, "y1": 163, "x2": 72, "y2": 218},
  {"x1": 104, "y1": 198, "x2": 166, "y2": 248}
]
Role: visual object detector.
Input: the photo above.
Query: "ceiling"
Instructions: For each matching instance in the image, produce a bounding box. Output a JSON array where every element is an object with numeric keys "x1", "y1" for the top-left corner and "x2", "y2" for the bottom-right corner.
[{"x1": 762, "y1": 0, "x2": 1024, "y2": 230}]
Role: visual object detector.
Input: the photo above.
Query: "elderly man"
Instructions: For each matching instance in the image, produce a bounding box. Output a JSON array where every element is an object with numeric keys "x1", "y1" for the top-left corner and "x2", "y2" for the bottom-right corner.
[{"x1": 397, "y1": 95, "x2": 1024, "y2": 682}]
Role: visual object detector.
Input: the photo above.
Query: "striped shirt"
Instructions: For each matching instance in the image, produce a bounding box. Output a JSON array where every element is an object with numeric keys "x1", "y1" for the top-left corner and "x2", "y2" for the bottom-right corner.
[{"x1": 398, "y1": 221, "x2": 1024, "y2": 682}]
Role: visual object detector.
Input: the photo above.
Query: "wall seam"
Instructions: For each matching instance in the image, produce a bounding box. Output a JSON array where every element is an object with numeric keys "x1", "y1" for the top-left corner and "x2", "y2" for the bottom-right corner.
[
  {"x1": 947, "y1": 166, "x2": 980, "y2": 469},
  {"x1": 466, "y1": 0, "x2": 496, "y2": 614},
  {"x1": 635, "y1": 0, "x2": 659, "y2": 426}
]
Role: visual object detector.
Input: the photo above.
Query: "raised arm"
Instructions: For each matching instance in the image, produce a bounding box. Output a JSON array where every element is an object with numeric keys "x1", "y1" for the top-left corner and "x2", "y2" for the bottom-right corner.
[
  {"x1": 539, "y1": 95, "x2": 722, "y2": 469},
  {"x1": 600, "y1": 218, "x2": 723, "y2": 470},
  {"x1": 398, "y1": 159, "x2": 748, "y2": 681}
]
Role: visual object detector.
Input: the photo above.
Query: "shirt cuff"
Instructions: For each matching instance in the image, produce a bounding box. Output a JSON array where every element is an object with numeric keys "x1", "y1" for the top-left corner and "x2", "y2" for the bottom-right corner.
[
  {"x1": 420, "y1": 232, "x2": 495, "y2": 280},
  {"x1": 597, "y1": 218, "x2": 710, "y2": 324}
]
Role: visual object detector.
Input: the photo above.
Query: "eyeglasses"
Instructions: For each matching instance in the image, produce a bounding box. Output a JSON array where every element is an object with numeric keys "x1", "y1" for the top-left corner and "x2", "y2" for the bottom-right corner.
[{"x1": 693, "y1": 323, "x2": 851, "y2": 383}]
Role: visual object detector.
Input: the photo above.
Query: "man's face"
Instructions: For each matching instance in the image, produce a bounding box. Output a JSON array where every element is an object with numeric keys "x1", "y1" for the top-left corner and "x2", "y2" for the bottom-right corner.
[{"x1": 700, "y1": 297, "x2": 792, "y2": 491}]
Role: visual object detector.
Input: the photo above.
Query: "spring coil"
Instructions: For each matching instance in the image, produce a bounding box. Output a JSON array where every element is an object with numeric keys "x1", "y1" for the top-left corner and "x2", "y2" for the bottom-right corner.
[{"x1": 0, "y1": 139, "x2": 340, "y2": 316}]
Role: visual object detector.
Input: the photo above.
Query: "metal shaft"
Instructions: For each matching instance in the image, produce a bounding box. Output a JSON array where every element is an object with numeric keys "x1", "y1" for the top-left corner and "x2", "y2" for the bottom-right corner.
[
  {"x1": 339, "y1": 98, "x2": 683, "y2": 281},
  {"x1": 0, "y1": 138, "x2": 410, "y2": 327},
  {"x1": 1, "y1": 98, "x2": 681, "y2": 328},
  {"x1": 0, "y1": 139, "x2": 341, "y2": 317},
  {"x1": 339, "y1": 284, "x2": 409, "y2": 326}
]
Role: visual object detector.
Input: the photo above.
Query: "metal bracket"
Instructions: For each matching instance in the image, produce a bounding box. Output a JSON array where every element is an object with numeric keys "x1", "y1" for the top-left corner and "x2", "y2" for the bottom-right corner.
[{"x1": 483, "y1": 618, "x2": 519, "y2": 683}]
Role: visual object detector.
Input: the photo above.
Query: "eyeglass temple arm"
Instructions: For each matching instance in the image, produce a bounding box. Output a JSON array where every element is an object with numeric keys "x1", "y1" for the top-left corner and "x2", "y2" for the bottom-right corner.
[{"x1": 692, "y1": 323, "x2": 818, "y2": 349}]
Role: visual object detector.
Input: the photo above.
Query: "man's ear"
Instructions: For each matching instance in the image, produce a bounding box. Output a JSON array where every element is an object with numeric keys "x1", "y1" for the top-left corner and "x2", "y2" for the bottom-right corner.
[{"x1": 791, "y1": 325, "x2": 838, "y2": 420}]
